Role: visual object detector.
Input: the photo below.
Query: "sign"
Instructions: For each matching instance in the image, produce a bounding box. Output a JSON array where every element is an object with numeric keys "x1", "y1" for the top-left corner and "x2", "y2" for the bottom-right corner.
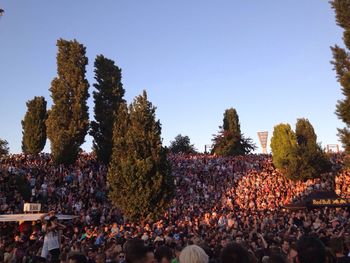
[
  {"x1": 23, "y1": 203, "x2": 41, "y2": 213},
  {"x1": 327, "y1": 144, "x2": 340, "y2": 153},
  {"x1": 257, "y1": 131, "x2": 268, "y2": 154},
  {"x1": 311, "y1": 198, "x2": 350, "y2": 207}
]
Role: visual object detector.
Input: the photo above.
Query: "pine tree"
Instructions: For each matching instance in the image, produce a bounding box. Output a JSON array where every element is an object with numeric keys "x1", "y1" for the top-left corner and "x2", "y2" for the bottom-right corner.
[
  {"x1": 330, "y1": 0, "x2": 350, "y2": 156},
  {"x1": 90, "y1": 55, "x2": 125, "y2": 164},
  {"x1": 0, "y1": 139, "x2": 9, "y2": 157},
  {"x1": 223, "y1": 108, "x2": 241, "y2": 136},
  {"x1": 21, "y1": 96, "x2": 47, "y2": 154},
  {"x1": 169, "y1": 134, "x2": 196, "y2": 154},
  {"x1": 212, "y1": 108, "x2": 255, "y2": 156},
  {"x1": 46, "y1": 39, "x2": 89, "y2": 165},
  {"x1": 108, "y1": 91, "x2": 173, "y2": 221}
]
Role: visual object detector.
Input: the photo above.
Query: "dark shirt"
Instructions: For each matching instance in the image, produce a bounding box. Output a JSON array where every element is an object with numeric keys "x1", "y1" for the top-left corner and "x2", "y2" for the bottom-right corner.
[{"x1": 337, "y1": 256, "x2": 350, "y2": 263}]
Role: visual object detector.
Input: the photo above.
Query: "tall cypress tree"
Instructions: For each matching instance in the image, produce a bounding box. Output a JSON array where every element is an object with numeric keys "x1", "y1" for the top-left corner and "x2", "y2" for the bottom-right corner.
[
  {"x1": 223, "y1": 108, "x2": 241, "y2": 136},
  {"x1": 212, "y1": 108, "x2": 255, "y2": 156},
  {"x1": 46, "y1": 39, "x2": 89, "y2": 165},
  {"x1": 330, "y1": 0, "x2": 350, "y2": 156},
  {"x1": 295, "y1": 118, "x2": 331, "y2": 180},
  {"x1": 270, "y1": 123, "x2": 298, "y2": 178},
  {"x1": 108, "y1": 91, "x2": 173, "y2": 221},
  {"x1": 90, "y1": 55, "x2": 125, "y2": 164},
  {"x1": 21, "y1": 96, "x2": 47, "y2": 154}
]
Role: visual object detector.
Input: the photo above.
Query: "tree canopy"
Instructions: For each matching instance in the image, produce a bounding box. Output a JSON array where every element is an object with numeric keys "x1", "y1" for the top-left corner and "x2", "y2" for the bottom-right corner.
[
  {"x1": 108, "y1": 91, "x2": 173, "y2": 221},
  {"x1": 90, "y1": 55, "x2": 125, "y2": 164},
  {"x1": 330, "y1": 0, "x2": 350, "y2": 158},
  {"x1": 271, "y1": 119, "x2": 331, "y2": 181},
  {"x1": 169, "y1": 134, "x2": 197, "y2": 154},
  {"x1": 0, "y1": 139, "x2": 9, "y2": 157},
  {"x1": 211, "y1": 108, "x2": 255, "y2": 156},
  {"x1": 21, "y1": 96, "x2": 47, "y2": 155},
  {"x1": 46, "y1": 39, "x2": 90, "y2": 165}
]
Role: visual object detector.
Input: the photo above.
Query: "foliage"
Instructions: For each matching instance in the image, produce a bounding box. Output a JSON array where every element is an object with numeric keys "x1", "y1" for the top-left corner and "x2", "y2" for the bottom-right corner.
[
  {"x1": 108, "y1": 91, "x2": 173, "y2": 221},
  {"x1": 211, "y1": 108, "x2": 256, "y2": 156},
  {"x1": 90, "y1": 55, "x2": 125, "y2": 164},
  {"x1": 169, "y1": 134, "x2": 197, "y2": 154},
  {"x1": 270, "y1": 123, "x2": 298, "y2": 175},
  {"x1": 21, "y1": 96, "x2": 47, "y2": 154},
  {"x1": 0, "y1": 139, "x2": 9, "y2": 157},
  {"x1": 330, "y1": 1, "x2": 350, "y2": 159},
  {"x1": 46, "y1": 39, "x2": 90, "y2": 165},
  {"x1": 295, "y1": 118, "x2": 332, "y2": 180},
  {"x1": 271, "y1": 120, "x2": 331, "y2": 181},
  {"x1": 223, "y1": 108, "x2": 241, "y2": 135}
]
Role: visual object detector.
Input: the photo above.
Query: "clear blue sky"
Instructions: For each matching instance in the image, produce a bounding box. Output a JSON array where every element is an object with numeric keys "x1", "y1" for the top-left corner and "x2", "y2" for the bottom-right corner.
[{"x1": 0, "y1": 0, "x2": 345, "y2": 153}]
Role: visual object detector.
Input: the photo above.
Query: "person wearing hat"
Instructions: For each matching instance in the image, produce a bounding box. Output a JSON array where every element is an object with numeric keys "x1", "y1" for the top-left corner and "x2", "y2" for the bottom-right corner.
[{"x1": 40, "y1": 211, "x2": 66, "y2": 263}]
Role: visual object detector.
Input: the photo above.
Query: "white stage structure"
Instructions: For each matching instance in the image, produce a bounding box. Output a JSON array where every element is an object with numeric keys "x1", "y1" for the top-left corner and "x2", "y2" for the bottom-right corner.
[
  {"x1": 0, "y1": 214, "x2": 78, "y2": 222},
  {"x1": 0, "y1": 203, "x2": 78, "y2": 222}
]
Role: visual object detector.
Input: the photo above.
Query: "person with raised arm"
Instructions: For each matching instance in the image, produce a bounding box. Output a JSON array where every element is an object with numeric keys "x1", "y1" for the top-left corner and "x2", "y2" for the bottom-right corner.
[{"x1": 40, "y1": 211, "x2": 66, "y2": 263}]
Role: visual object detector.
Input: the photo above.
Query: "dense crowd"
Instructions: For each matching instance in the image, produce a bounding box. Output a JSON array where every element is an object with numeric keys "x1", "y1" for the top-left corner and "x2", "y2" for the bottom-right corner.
[{"x1": 0, "y1": 153, "x2": 350, "y2": 263}]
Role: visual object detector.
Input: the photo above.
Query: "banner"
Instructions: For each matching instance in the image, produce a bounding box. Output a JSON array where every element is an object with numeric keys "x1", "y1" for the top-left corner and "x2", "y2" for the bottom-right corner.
[
  {"x1": 23, "y1": 203, "x2": 41, "y2": 212},
  {"x1": 310, "y1": 198, "x2": 350, "y2": 207}
]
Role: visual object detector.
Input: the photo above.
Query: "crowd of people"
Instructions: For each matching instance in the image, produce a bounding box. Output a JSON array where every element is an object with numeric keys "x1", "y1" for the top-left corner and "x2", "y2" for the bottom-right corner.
[{"x1": 0, "y1": 153, "x2": 349, "y2": 263}]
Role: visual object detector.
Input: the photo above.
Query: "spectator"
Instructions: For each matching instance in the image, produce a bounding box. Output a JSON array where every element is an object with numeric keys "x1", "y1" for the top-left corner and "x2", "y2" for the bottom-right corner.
[
  {"x1": 220, "y1": 243, "x2": 251, "y2": 263},
  {"x1": 123, "y1": 239, "x2": 147, "y2": 263},
  {"x1": 296, "y1": 236, "x2": 326, "y2": 263},
  {"x1": 179, "y1": 245, "x2": 208, "y2": 263},
  {"x1": 146, "y1": 246, "x2": 156, "y2": 263},
  {"x1": 155, "y1": 246, "x2": 173, "y2": 263},
  {"x1": 68, "y1": 253, "x2": 88, "y2": 263},
  {"x1": 329, "y1": 238, "x2": 350, "y2": 263}
]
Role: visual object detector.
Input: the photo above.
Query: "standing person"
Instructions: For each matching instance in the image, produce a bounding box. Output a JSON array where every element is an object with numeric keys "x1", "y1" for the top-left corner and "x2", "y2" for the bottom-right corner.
[
  {"x1": 155, "y1": 246, "x2": 173, "y2": 263},
  {"x1": 41, "y1": 211, "x2": 66, "y2": 263},
  {"x1": 329, "y1": 238, "x2": 350, "y2": 263},
  {"x1": 296, "y1": 236, "x2": 326, "y2": 263},
  {"x1": 280, "y1": 240, "x2": 290, "y2": 258},
  {"x1": 123, "y1": 238, "x2": 147, "y2": 263},
  {"x1": 145, "y1": 246, "x2": 156, "y2": 263}
]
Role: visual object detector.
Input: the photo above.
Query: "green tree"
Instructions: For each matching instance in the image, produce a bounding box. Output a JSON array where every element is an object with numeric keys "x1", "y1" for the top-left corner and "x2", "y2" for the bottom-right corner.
[
  {"x1": 270, "y1": 123, "x2": 298, "y2": 177},
  {"x1": 295, "y1": 118, "x2": 331, "y2": 180},
  {"x1": 271, "y1": 121, "x2": 331, "y2": 181},
  {"x1": 330, "y1": 1, "x2": 350, "y2": 157},
  {"x1": 46, "y1": 39, "x2": 90, "y2": 165},
  {"x1": 295, "y1": 118, "x2": 317, "y2": 147},
  {"x1": 21, "y1": 96, "x2": 47, "y2": 154},
  {"x1": 211, "y1": 108, "x2": 255, "y2": 156},
  {"x1": 0, "y1": 139, "x2": 9, "y2": 157},
  {"x1": 169, "y1": 134, "x2": 197, "y2": 154},
  {"x1": 108, "y1": 91, "x2": 173, "y2": 221},
  {"x1": 90, "y1": 55, "x2": 125, "y2": 164},
  {"x1": 223, "y1": 108, "x2": 241, "y2": 135}
]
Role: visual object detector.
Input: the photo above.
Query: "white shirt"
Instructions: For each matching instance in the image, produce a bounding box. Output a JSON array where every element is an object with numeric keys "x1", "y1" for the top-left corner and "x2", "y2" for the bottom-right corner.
[
  {"x1": 44, "y1": 231, "x2": 60, "y2": 251},
  {"x1": 41, "y1": 229, "x2": 60, "y2": 258}
]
